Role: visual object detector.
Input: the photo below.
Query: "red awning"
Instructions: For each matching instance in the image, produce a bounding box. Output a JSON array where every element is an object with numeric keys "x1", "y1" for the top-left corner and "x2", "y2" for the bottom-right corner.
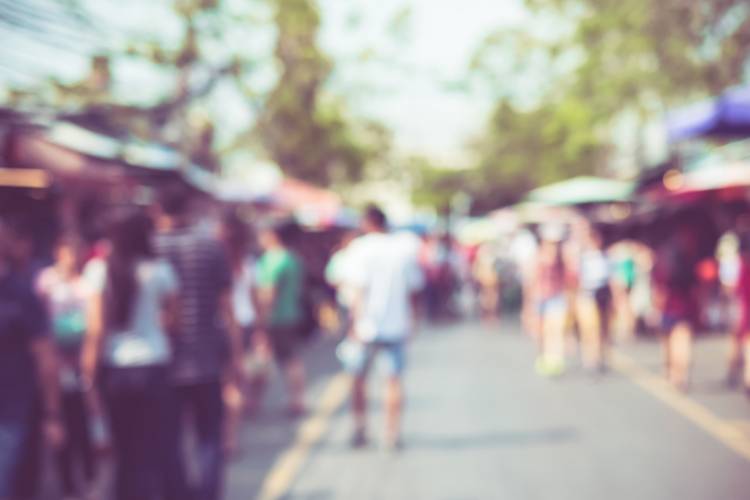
[{"x1": 275, "y1": 178, "x2": 341, "y2": 225}]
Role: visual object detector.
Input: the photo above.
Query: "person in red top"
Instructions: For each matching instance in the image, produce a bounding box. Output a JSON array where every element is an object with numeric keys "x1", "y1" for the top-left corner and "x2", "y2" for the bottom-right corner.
[
  {"x1": 652, "y1": 228, "x2": 698, "y2": 391},
  {"x1": 730, "y1": 238, "x2": 750, "y2": 393}
]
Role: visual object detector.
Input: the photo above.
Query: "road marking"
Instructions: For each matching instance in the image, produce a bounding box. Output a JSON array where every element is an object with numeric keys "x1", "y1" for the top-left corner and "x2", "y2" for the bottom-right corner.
[
  {"x1": 611, "y1": 350, "x2": 750, "y2": 462},
  {"x1": 256, "y1": 372, "x2": 351, "y2": 500},
  {"x1": 727, "y1": 420, "x2": 750, "y2": 434}
]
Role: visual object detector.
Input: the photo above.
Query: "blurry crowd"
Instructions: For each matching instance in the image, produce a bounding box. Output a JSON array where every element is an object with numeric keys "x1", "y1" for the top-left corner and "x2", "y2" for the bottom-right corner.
[
  {"x1": 0, "y1": 184, "x2": 320, "y2": 500},
  {"x1": 2, "y1": 181, "x2": 437, "y2": 500},
  {"x1": 463, "y1": 217, "x2": 750, "y2": 396},
  {"x1": 5, "y1": 178, "x2": 750, "y2": 500}
]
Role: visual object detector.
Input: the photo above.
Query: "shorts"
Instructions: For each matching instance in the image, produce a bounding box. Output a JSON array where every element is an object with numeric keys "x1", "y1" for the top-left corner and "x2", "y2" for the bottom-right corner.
[
  {"x1": 350, "y1": 341, "x2": 407, "y2": 378},
  {"x1": 268, "y1": 324, "x2": 302, "y2": 365},
  {"x1": 538, "y1": 295, "x2": 567, "y2": 316},
  {"x1": 580, "y1": 287, "x2": 611, "y2": 311},
  {"x1": 661, "y1": 313, "x2": 691, "y2": 333}
]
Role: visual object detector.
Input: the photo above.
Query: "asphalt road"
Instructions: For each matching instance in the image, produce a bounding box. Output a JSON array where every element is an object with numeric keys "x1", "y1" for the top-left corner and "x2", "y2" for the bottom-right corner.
[{"x1": 227, "y1": 321, "x2": 750, "y2": 500}]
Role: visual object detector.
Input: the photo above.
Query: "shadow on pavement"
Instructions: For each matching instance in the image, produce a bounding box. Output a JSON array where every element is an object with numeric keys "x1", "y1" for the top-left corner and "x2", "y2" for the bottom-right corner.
[
  {"x1": 403, "y1": 427, "x2": 580, "y2": 451},
  {"x1": 281, "y1": 489, "x2": 336, "y2": 500}
]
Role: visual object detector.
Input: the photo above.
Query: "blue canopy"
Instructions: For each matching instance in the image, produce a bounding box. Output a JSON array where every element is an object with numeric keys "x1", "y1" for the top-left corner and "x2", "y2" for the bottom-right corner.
[{"x1": 667, "y1": 86, "x2": 750, "y2": 143}]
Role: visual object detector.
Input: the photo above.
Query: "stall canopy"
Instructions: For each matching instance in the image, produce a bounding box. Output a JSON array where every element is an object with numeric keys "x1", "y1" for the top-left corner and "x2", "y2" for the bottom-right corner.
[
  {"x1": 526, "y1": 176, "x2": 634, "y2": 206},
  {"x1": 661, "y1": 161, "x2": 750, "y2": 202},
  {"x1": 667, "y1": 85, "x2": 750, "y2": 143},
  {"x1": 277, "y1": 178, "x2": 341, "y2": 227},
  {"x1": 455, "y1": 217, "x2": 501, "y2": 245},
  {"x1": 0, "y1": 168, "x2": 50, "y2": 189},
  {"x1": 15, "y1": 120, "x2": 220, "y2": 197}
]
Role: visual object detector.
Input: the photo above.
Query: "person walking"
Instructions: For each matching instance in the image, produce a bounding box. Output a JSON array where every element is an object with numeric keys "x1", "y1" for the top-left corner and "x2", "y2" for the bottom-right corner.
[
  {"x1": 652, "y1": 227, "x2": 698, "y2": 391},
  {"x1": 729, "y1": 237, "x2": 750, "y2": 392},
  {"x1": 574, "y1": 227, "x2": 613, "y2": 372},
  {"x1": 343, "y1": 205, "x2": 423, "y2": 450},
  {"x1": 36, "y1": 236, "x2": 97, "y2": 499},
  {"x1": 218, "y1": 212, "x2": 263, "y2": 453},
  {"x1": 0, "y1": 218, "x2": 64, "y2": 500},
  {"x1": 473, "y1": 242, "x2": 501, "y2": 323},
  {"x1": 81, "y1": 210, "x2": 178, "y2": 500},
  {"x1": 510, "y1": 228, "x2": 540, "y2": 347},
  {"x1": 256, "y1": 222, "x2": 307, "y2": 417},
  {"x1": 532, "y1": 226, "x2": 570, "y2": 377},
  {"x1": 154, "y1": 185, "x2": 240, "y2": 500}
]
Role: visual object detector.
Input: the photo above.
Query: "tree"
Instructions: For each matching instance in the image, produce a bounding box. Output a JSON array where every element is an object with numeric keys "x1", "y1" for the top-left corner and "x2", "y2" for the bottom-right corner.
[
  {"x1": 2, "y1": 0, "x2": 253, "y2": 171},
  {"x1": 529, "y1": 0, "x2": 750, "y2": 107},
  {"x1": 2, "y1": 0, "x2": 389, "y2": 183},
  {"x1": 462, "y1": 0, "x2": 750, "y2": 212},
  {"x1": 411, "y1": 96, "x2": 610, "y2": 213},
  {"x1": 257, "y1": 0, "x2": 382, "y2": 186}
]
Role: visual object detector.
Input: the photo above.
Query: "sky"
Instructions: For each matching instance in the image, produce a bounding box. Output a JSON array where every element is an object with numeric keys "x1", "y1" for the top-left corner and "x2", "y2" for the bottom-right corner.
[
  {"x1": 319, "y1": 0, "x2": 528, "y2": 165},
  {"x1": 0, "y1": 0, "x2": 530, "y2": 166}
]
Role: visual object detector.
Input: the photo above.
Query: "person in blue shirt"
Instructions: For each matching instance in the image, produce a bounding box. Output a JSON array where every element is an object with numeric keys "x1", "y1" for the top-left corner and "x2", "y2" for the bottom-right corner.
[{"x1": 0, "y1": 217, "x2": 64, "y2": 499}]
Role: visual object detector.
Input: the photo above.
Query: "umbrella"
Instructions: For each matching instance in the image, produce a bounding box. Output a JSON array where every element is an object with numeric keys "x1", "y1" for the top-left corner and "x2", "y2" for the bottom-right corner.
[
  {"x1": 667, "y1": 85, "x2": 750, "y2": 143},
  {"x1": 678, "y1": 161, "x2": 750, "y2": 194},
  {"x1": 526, "y1": 176, "x2": 634, "y2": 206},
  {"x1": 455, "y1": 217, "x2": 501, "y2": 245}
]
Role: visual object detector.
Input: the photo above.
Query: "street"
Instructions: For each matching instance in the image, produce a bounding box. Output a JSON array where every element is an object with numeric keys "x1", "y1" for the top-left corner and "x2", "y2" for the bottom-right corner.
[{"x1": 227, "y1": 320, "x2": 750, "y2": 500}]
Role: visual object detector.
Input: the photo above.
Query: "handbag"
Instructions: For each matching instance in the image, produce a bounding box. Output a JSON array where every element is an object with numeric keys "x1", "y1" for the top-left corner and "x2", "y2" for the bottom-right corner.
[{"x1": 336, "y1": 338, "x2": 367, "y2": 373}]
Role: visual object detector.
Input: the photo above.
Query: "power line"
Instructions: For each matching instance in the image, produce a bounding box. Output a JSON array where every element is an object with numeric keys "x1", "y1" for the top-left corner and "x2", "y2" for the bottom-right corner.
[{"x1": 0, "y1": 0, "x2": 104, "y2": 51}]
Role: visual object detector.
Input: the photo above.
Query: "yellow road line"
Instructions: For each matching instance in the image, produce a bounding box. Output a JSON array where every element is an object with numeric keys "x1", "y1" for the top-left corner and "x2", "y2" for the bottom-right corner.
[
  {"x1": 256, "y1": 372, "x2": 351, "y2": 500},
  {"x1": 611, "y1": 350, "x2": 750, "y2": 462},
  {"x1": 727, "y1": 420, "x2": 750, "y2": 434}
]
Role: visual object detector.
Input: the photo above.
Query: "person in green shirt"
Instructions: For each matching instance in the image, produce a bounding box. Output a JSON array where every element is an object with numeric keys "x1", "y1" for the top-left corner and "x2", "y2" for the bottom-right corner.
[{"x1": 256, "y1": 223, "x2": 307, "y2": 416}]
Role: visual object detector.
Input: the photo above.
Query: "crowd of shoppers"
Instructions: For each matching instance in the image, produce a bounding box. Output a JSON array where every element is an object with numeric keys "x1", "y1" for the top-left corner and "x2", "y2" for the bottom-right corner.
[
  {"x1": 6, "y1": 181, "x2": 750, "y2": 499},
  {"x1": 506, "y1": 217, "x2": 750, "y2": 397},
  {"x1": 0, "y1": 184, "x2": 313, "y2": 500}
]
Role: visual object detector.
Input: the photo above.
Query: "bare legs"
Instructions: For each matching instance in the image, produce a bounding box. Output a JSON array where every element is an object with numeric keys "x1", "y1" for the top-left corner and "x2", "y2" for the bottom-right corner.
[
  {"x1": 537, "y1": 302, "x2": 567, "y2": 376},
  {"x1": 727, "y1": 326, "x2": 745, "y2": 387},
  {"x1": 352, "y1": 375, "x2": 367, "y2": 441},
  {"x1": 284, "y1": 357, "x2": 306, "y2": 415},
  {"x1": 479, "y1": 281, "x2": 500, "y2": 323},
  {"x1": 351, "y1": 375, "x2": 403, "y2": 448},
  {"x1": 384, "y1": 377, "x2": 403, "y2": 445},
  {"x1": 223, "y1": 381, "x2": 243, "y2": 456},
  {"x1": 577, "y1": 296, "x2": 610, "y2": 371},
  {"x1": 664, "y1": 322, "x2": 693, "y2": 390}
]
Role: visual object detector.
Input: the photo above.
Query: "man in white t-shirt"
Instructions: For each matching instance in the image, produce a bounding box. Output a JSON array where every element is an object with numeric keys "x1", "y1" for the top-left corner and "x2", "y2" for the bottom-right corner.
[{"x1": 345, "y1": 205, "x2": 423, "y2": 449}]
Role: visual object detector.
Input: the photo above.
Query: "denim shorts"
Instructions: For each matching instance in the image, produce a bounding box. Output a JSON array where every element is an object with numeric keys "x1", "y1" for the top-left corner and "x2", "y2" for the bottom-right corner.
[
  {"x1": 661, "y1": 313, "x2": 691, "y2": 333},
  {"x1": 351, "y1": 341, "x2": 407, "y2": 378},
  {"x1": 538, "y1": 295, "x2": 567, "y2": 316}
]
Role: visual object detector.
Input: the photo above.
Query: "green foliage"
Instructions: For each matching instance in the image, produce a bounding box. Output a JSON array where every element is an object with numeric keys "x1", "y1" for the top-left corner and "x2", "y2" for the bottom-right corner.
[
  {"x1": 258, "y1": 0, "x2": 384, "y2": 185},
  {"x1": 464, "y1": 0, "x2": 750, "y2": 212},
  {"x1": 409, "y1": 157, "x2": 466, "y2": 212},
  {"x1": 412, "y1": 97, "x2": 609, "y2": 213},
  {"x1": 3, "y1": 0, "x2": 387, "y2": 183}
]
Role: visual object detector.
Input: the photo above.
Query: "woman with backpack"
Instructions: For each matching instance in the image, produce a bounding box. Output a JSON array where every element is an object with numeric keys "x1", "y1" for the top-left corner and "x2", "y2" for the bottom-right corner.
[{"x1": 81, "y1": 211, "x2": 178, "y2": 500}]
